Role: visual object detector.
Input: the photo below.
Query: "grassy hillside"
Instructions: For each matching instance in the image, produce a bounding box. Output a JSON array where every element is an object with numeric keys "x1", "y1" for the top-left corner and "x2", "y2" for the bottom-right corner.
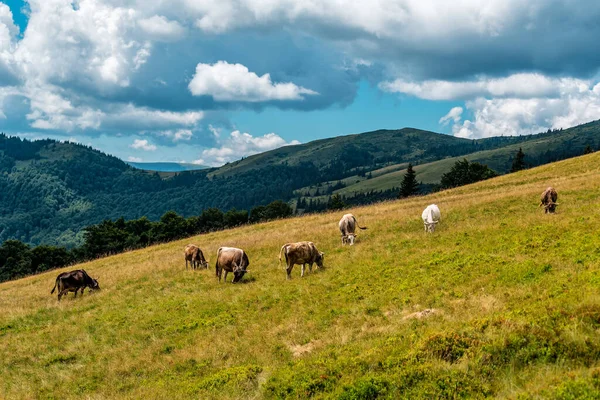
[
  {"x1": 332, "y1": 120, "x2": 600, "y2": 197},
  {"x1": 3, "y1": 121, "x2": 599, "y2": 246},
  {"x1": 2, "y1": 153, "x2": 600, "y2": 399}
]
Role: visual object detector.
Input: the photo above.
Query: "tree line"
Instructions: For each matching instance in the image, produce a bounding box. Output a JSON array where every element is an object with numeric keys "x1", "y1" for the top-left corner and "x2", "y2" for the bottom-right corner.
[
  {"x1": 2, "y1": 145, "x2": 596, "y2": 283},
  {"x1": 0, "y1": 200, "x2": 293, "y2": 283}
]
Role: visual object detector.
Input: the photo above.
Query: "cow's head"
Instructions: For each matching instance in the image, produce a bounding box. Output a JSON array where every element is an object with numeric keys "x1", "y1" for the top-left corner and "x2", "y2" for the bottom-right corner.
[
  {"x1": 90, "y1": 278, "x2": 100, "y2": 290},
  {"x1": 316, "y1": 252, "x2": 325, "y2": 268},
  {"x1": 347, "y1": 234, "x2": 356, "y2": 245},
  {"x1": 545, "y1": 202, "x2": 559, "y2": 213},
  {"x1": 232, "y1": 262, "x2": 248, "y2": 283},
  {"x1": 202, "y1": 260, "x2": 209, "y2": 269},
  {"x1": 425, "y1": 221, "x2": 438, "y2": 233},
  {"x1": 232, "y1": 270, "x2": 247, "y2": 283}
]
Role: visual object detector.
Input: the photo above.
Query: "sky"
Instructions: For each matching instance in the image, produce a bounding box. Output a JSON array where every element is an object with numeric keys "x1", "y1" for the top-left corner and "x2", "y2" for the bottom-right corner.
[{"x1": 0, "y1": 1, "x2": 599, "y2": 166}]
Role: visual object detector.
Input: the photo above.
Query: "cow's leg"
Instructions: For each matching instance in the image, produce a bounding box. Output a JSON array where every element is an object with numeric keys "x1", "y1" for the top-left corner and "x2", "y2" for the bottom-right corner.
[
  {"x1": 223, "y1": 271, "x2": 229, "y2": 283},
  {"x1": 80, "y1": 287, "x2": 85, "y2": 296},
  {"x1": 286, "y1": 263, "x2": 294, "y2": 280},
  {"x1": 58, "y1": 289, "x2": 67, "y2": 301},
  {"x1": 301, "y1": 264, "x2": 305, "y2": 277},
  {"x1": 309, "y1": 262, "x2": 314, "y2": 272},
  {"x1": 73, "y1": 288, "x2": 78, "y2": 298}
]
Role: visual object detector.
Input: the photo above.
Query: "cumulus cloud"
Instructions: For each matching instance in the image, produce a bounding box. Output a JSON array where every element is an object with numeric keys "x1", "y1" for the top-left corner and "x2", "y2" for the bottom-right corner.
[
  {"x1": 439, "y1": 80, "x2": 600, "y2": 139},
  {"x1": 138, "y1": 15, "x2": 186, "y2": 41},
  {"x1": 130, "y1": 139, "x2": 157, "y2": 151},
  {"x1": 188, "y1": 61, "x2": 318, "y2": 102},
  {"x1": 379, "y1": 74, "x2": 579, "y2": 101},
  {"x1": 194, "y1": 130, "x2": 300, "y2": 166},
  {"x1": 159, "y1": 129, "x2": 193, "y2": 141},
  {"x1": 2, "y1": 0, "x2": 600, "y2": 153},
  {"x1": 128, "y1": 156, "x2": 143, "y2": 162},
  {"x1": 439, "y1": 107, "x2": 463, "y2": 125}
]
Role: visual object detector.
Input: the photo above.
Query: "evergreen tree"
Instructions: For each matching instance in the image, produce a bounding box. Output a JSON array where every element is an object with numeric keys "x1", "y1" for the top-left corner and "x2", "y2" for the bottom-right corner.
[
  {"x1": 399, "y1": 163, "x2": 420, "y2": 198},
  {"x1": 510, "y1": 148, "x2": 527, "y2": 172},
  {"x1": 328, "y1": 194, "x2": 346, "y2": 210},
  {"x1": 584, "y1": 145, "x2": 594, "y2": 154},
  {"x1": 440, "y1": 159, "x2": 498, "y2": 189}
]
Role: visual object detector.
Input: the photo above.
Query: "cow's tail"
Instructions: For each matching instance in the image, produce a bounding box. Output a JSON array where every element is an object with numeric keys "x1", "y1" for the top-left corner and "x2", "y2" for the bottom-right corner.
[
  {"x1": 353, "y1": 216, "x2": 367, "y2": 230},
  {"x1": 50, "y1": 276, "x2": 59, "y2": 294},
  {"x1": 215, "y1": 247, "x2": 222, "y2": 278},
  {"x1": 279, "y1": 244, "x2": 288, "y2": 268}
]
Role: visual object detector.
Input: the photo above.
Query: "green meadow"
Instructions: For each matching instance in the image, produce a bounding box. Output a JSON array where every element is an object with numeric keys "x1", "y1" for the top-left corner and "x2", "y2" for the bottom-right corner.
[{"x1": 2, "y1": 152, "x2": 600, "y2": 399}]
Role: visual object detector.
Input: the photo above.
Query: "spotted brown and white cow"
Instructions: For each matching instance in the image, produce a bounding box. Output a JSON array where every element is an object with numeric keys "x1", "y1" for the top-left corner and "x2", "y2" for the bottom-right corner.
[{"x1": 279, "y1": 241, "x2": 324, "y2": 279}]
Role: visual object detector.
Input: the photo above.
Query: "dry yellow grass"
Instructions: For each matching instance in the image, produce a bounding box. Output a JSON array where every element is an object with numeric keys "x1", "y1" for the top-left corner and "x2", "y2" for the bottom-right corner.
[{"x1": 2, "y1": 152, "x2": 600, "y2": 399}]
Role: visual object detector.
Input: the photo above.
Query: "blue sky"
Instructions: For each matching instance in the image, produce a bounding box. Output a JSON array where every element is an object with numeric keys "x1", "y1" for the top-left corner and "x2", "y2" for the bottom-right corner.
[{"x1": 1, "y1": 1, "x2": 599, "y2": 166}]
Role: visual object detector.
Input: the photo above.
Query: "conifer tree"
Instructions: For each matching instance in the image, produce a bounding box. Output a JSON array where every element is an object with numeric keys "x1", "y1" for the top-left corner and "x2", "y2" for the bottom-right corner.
[
  {"x1": 399, "y1": 163, "x2": 420, "y2": 198},
  {"x1": 510, "y1": 148, "x2": 527, "y2": 172}
]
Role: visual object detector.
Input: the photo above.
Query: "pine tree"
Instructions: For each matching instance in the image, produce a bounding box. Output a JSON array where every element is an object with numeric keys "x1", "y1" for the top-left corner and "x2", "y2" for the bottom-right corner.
[
  {"x1": 584, "y1": 145, "x2": 594, "y2": 154},
  {"x1": 328, "y1": 194, "x2": 346, "y2": 210},
  {"x1": 399, "y1": 163, "x2": 419, "y2": 198},
  {"x1": 510, "y1": 148, "x2": 527, "y2": 172}
]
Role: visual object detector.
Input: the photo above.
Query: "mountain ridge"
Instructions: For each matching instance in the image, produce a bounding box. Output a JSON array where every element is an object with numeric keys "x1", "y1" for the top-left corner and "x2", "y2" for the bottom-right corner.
[{"x1": 1, "y1": 120, "x2": 599, "y2": 247}]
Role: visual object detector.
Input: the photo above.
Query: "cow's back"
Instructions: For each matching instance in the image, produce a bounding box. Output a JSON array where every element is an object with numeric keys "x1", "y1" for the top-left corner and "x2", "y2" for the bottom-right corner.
[
  {"x1": 285, "y1": 242, "x2": 315, "y2": 264},
  {"x1": 217, "y1": 247, "x2": 247, "y2": 269},
  {"x1": 422, "y1": 204, "x2": 440, "y2": 223},
  {"x1": 185, "y1": 244, "x2": 198, "y2": 259},
  {"x1": 339, "y1": 214, "x2": 356, "y2": 234}
]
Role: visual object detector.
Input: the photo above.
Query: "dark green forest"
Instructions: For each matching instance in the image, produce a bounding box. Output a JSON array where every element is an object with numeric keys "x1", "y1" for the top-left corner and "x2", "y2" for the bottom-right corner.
[{"x1": 1, "y1": 120, "x2": 599, "y2": 249}]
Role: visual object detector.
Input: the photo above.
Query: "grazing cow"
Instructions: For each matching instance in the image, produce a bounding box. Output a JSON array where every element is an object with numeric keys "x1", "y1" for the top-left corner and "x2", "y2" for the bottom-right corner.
[
  {"x1": 339, "y1": 213, "x2": 367, "y2": 245},
  {"x1": 540, "y1": 187, "x2": 559, "y2": 214},
  {"x1": 50, "y1": 269, "x2": 100, "y2": 301},
  {"x1": 279, "y1": 241, "x2": 325, "y2": 279},
  {"x1": 215, "y1": 247, "x2": 249, "y2": 283},
  {"x1": 184, "y1": 244, "x2": 209, "y2": 270},
  {"x1": 422, "y1": 204, "x2": 441, "y2": 233}
]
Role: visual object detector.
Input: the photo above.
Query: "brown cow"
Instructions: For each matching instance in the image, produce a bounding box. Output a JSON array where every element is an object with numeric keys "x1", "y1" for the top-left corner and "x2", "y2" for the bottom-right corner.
[
  {"x1": 215, "y1": 247, "x2": 249, "y2": 283},
  {"x1": 279, "y1": 241, "x2": 324, "y2": 279},
  {"x1": 339, "y1": 213, "x2": 367, "y2": 245},
  {"x1": 184, "y1": 244, "x2": 209, "y2": 270},
  {"x1": 50, "y1": 269, "x2": 100, "y2": 301},
  {"x1": 540, "y1": 187, "x2": 559, "y2": 213}
]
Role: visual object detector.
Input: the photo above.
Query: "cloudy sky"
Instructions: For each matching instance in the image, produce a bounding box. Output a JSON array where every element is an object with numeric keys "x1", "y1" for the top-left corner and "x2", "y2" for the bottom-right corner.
[{"x1": 1, "y1": 0, "x2": 599, "y2": 166}]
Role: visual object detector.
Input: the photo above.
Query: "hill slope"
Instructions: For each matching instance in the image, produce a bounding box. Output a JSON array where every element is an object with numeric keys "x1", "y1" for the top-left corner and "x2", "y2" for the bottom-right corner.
[
  {"x1": 2, "y1": 153, "x2": 600, "y2": 399},
  {"x1": 2, "y1": 121, "x2": 599, "y2": 246}
]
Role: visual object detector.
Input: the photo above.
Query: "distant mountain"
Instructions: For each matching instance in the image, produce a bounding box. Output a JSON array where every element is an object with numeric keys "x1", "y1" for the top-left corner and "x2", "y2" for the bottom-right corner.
[
  {"x1": 126, "y1": 162, "x2": 209, "y2": 172},
  {"x1": 1, "y1": 120, "x2": 599, "y2": 247}
]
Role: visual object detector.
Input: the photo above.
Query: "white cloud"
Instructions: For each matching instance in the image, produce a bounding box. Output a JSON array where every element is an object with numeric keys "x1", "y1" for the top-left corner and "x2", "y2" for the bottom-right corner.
[
  {"x1": 130, "y1": 139, "x2": 157, "y2": 151},
  {"x1": 138, "y1": 15, "x2": 186, "y2": 41},
  {"x1": 439, "y1": 107, "x2": 463, "y2": 125},
  {"x1": 101, "y1": 104, "x2": 203, "y2": 130},
  {"x1": 208, "y1": 124, "x2": 220, "y2": 138},
  {"x1": 379, "y1": 74, "x2": 577, "y2": 101},
  {"x1": 194, "y1": 130, "x2": 300, "y2": 166},
  {"x1": 440, "y1": 80, "x2": 600, "y2": 138},
  {"x1": 128, "y1": 156, "x2": 143, "y2": 162},
  {"x1": 188, "y1": 61, "x2": 318, "y2": 102},
  {"x1": 159, "y1": 129, "x2": 193, "y2": 141},
  {"x1": 14, "y1": 0, "x2": 139, "y2": 89},
  {"x1": 0, "y1": 3, "x2": 18, "y2": 48},
  {"x1": 186, "y1": 0, "x2": 515, "y2": 37}
]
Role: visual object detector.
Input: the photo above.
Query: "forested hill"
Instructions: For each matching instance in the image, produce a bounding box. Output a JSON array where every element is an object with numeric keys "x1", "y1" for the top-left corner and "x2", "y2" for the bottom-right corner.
[{"x1": 1, "y1": 121, "x2": 599, "y2": 247}]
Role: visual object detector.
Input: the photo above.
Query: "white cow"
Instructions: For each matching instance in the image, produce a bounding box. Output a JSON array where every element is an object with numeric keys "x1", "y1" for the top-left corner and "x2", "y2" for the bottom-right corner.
[
  {"x1": 421, "y1": 204, "x2": 441, "y2": 233},
  {"x1": 339, "y1": 213, "x2": 367, "y2": 245}
]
